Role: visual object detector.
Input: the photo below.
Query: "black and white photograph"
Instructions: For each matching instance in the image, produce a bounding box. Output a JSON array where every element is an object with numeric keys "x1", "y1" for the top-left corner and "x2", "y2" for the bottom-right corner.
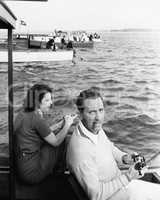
[{"x1": 0, "y1": 0, "x2": 160, "y2": 199}]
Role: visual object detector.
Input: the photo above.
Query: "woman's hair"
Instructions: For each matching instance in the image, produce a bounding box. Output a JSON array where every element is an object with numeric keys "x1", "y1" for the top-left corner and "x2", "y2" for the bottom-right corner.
[
  {"x1": 24, "y1": 84, "x2": 52, "y2": 112},
  {"x1": 76, "y1": 87, "x2": 103, "y2": 113}
]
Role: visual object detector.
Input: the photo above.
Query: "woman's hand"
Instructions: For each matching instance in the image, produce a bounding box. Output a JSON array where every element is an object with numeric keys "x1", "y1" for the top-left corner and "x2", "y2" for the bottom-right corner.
[
  {"x1": 64, "y1": 114, "x2": 78, "y2": 128},
  {"x1": 45, "y1": 114, "x2": 79, "y2": 147}
]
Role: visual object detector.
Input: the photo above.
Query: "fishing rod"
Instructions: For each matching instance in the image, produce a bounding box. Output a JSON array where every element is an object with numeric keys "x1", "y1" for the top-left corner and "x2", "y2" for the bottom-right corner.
[
  {"x1": 120, "y1": 151, "x2": 160, "y2": 170},
  {"x1": 146, "y1": 151, "x2": 160, "y2": 170},
  {"x1": 146, "y1": 151, "x2": 160, "y2": 164}
]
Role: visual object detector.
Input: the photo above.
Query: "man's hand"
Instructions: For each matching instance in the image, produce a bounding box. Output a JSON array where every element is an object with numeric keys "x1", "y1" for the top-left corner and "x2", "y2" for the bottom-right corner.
[
  {"x1": 126, "y1": 164, "x2": 148, "y2": 181},
  {"x1": 122, "y1": 154, "x2": 134, "y2": 165},
  {"x1": 122, "y1": 152, "x2": 142, "y2": 165}
]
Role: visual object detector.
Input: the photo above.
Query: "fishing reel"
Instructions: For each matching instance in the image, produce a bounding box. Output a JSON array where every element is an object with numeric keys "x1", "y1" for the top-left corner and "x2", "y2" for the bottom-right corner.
[{"x1": 131, "y1": 154, "x2": 146, "y2": 175}]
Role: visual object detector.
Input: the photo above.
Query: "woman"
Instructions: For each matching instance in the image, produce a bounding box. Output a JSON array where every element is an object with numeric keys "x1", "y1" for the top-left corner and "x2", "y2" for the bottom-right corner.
[{"x1": 14, "y1": 83, "x2": 76, "y2": 184}]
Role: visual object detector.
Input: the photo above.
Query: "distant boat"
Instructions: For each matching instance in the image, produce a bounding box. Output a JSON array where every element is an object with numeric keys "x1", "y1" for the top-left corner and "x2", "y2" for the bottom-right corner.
[
  {"x1": 0, "y1": 36, "x2": 73, "y2": 63},
  {"x1": 13, "y1": 33, "x2": 94, "y2": 50},
  {"x1": 27, "y1": 35, "x2": 94, "y2": 49},
  {"x1": 51, "y1": 41, "x2": 94, "y2": 49}
]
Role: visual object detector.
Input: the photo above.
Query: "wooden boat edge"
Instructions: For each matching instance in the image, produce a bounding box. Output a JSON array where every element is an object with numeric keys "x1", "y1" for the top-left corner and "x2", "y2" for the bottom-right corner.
[{"x1": 0, "y1": 157, "x2": 160, "y2": 200}]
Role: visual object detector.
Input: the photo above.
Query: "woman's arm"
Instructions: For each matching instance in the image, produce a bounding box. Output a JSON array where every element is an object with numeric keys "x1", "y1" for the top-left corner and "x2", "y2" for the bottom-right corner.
[
  {"x1": 50, "y1": 119, "x2": 64, "y2": 132},
  {"x1": 44, "y1": 114, "x2": 77, "y2": 147}
]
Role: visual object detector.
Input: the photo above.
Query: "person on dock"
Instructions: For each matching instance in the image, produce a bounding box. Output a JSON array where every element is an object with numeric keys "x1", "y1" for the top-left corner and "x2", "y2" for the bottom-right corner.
[
  {"x1": 14, "y1": 83, "x2": 76, "y2": 184},
  {"x1": 46, "y1": 38, "x2": 56, "y2": 51},
  {"x1": 66, "y1": 87, "x2": 160, "y2": 200},
  {"x1": 61, "y1": 35, "x2": 66, "y2": 49}
]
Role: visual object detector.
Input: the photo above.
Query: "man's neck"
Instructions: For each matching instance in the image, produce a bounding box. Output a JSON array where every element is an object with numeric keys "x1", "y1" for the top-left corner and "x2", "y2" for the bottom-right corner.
[
  {"x1": 79, "y1": 120, "x2": 98, "y2": 145},
  {"x1": 81, "y1": 119, "x2": 99, "y2": 135}
]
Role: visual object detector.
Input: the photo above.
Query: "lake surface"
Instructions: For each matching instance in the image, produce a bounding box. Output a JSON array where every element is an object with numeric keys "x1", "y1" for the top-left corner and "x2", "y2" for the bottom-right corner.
[{"x1": 0, "y1": 31, "x2": 160, "y2": 161}]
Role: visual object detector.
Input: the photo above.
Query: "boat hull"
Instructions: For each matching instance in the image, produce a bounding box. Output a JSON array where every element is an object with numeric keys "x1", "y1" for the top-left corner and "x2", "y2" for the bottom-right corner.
[
  {"x1": 72, "y1": 41, "x2": 94, "y2": 48},
  {"x1": 0, "y1": 49, "x2": 73, "y2": 63},
  {"x1": 28, "y1": 39, "x2": 94, "y2": 49},
  {"x1": 0, "y1": 155, "x2": 160, "y2": 200}
]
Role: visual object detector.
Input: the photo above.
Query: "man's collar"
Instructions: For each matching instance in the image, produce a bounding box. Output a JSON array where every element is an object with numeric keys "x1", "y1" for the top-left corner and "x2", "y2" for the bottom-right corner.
[{"x1": 78, "y1": 121, "x2": 98, "y2": 145}]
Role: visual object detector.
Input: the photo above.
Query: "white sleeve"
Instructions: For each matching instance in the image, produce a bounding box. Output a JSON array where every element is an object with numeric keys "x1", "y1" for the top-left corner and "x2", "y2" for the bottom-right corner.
[
  {"x1": 110, "y1": 142, "x2": 126, "y2": 165},
  {"x1": 74, "y1": 157, "x2": 129, "y2": 200}
]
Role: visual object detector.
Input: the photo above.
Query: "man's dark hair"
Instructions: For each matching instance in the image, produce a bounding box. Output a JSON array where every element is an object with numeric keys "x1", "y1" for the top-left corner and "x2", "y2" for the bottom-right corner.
[
  {"x1": 76, "y1": 87, "x2": 103, "y2": 112},
  {"x1": 24, "y1": 84, "x2": 52, "y2": 112}
]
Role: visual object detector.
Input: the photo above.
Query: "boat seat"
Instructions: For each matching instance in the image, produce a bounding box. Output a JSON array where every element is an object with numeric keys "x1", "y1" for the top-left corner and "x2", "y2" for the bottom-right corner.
[
  {"x1": 0, "y1": 156, "x2": 9, "y2": 199},
  {"x1": 16, "y1": 178, "x2": 43, "y2": 200},
  {"x1": 15, "y1": 172, "x2": 70, "y2": 200},
  {"x1": 15, "y1": 137, "x2": 70, "y2": 200},
  {"x1": 0, "y1": 166, "x2": 75, "y2": 200},
  {"x1": 140, "y1": 172, "x2": 160, "y2": 184},
  {"x1": 67, "y1": 172, "x2": 89, "y2": 200},
  {"x1": 0, "y1": 135, "x2": 76, "y2": 200}
]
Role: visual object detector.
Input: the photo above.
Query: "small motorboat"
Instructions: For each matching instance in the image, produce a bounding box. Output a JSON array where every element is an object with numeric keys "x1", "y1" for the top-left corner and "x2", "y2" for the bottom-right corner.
[
  {"x1": 54, "y1": 41, "x2": 94, "y2": 49},
  {"x1": 0, "y1": 35, "x2": 73, "y2": 63}
]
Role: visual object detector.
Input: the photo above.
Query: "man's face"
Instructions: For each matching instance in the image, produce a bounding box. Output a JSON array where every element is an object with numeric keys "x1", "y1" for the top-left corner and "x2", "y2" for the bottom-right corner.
[{"x1": 81, "y1": 97, "x2": 104, "y2": 135}]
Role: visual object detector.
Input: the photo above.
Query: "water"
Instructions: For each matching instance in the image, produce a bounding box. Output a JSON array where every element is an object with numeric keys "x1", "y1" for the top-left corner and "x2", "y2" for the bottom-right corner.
[{"x1": 1, "y1": 31, "x2": 160, "y2": 160}]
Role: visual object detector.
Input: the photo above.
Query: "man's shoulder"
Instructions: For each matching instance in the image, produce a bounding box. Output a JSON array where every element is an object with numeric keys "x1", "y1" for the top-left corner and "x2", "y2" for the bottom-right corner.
[
  {"x1": 67, "y1": 134, "x2": 95, "y2": 166},
  {"x1": 69, "y1": 130, "x2": 91, "y2": 146},
  {"x1": 68, "y1": 130, "x2": 94, "y2": 154},
  {"x1": 100, "y1": 128, "x2": 112, "y2": 140}
]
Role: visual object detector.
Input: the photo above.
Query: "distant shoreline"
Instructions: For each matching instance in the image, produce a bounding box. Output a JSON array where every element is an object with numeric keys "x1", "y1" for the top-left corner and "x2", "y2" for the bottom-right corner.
[
  {"x1": 1, "y1": 29, "x2": 160, "y2": 39},
  {"x1": 110, "y1": 28, "x2": 160, "y2": 32}
]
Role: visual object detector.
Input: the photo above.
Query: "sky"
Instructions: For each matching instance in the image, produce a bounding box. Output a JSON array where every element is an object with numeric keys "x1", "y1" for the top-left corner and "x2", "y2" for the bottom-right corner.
[{"x1": 5, "y1": 0, "x2": 160, "y2": 32}]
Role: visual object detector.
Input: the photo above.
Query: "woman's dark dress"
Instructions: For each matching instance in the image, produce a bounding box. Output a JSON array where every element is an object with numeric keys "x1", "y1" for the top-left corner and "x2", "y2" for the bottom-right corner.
[{"x1": 14, "y1": 111, "x2": 64, "y2": 184}]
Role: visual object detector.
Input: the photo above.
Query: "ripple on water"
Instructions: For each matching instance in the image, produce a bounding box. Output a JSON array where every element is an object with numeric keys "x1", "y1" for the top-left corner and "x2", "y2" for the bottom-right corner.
[
  {"x1": 105, "y1": 87, "x2": 124, "y2": 92},
  {"x1": 1, "y1": 31, "x2": 160, "y2": 157},
  {"x1": 102, "y1": 79, "x2": 123, "y2": 85},
  {"x1": 116, "y1": 104, "x2": 138, "y2": 110},
  {"x1": 121, "y1": 95, "x2": 150, "y2": 101}
]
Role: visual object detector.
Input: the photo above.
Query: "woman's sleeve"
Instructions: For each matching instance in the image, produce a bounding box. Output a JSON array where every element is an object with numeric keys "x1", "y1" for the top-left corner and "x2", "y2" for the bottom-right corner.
[{"x1": 34, "y1": 115, "x2": 51, "y2": 138}]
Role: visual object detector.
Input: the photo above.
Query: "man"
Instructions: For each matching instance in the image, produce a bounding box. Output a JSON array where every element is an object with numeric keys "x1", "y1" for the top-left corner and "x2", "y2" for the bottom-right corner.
[{"x1": 66, "y1": 87, "x2": 160, "y2": 200}]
